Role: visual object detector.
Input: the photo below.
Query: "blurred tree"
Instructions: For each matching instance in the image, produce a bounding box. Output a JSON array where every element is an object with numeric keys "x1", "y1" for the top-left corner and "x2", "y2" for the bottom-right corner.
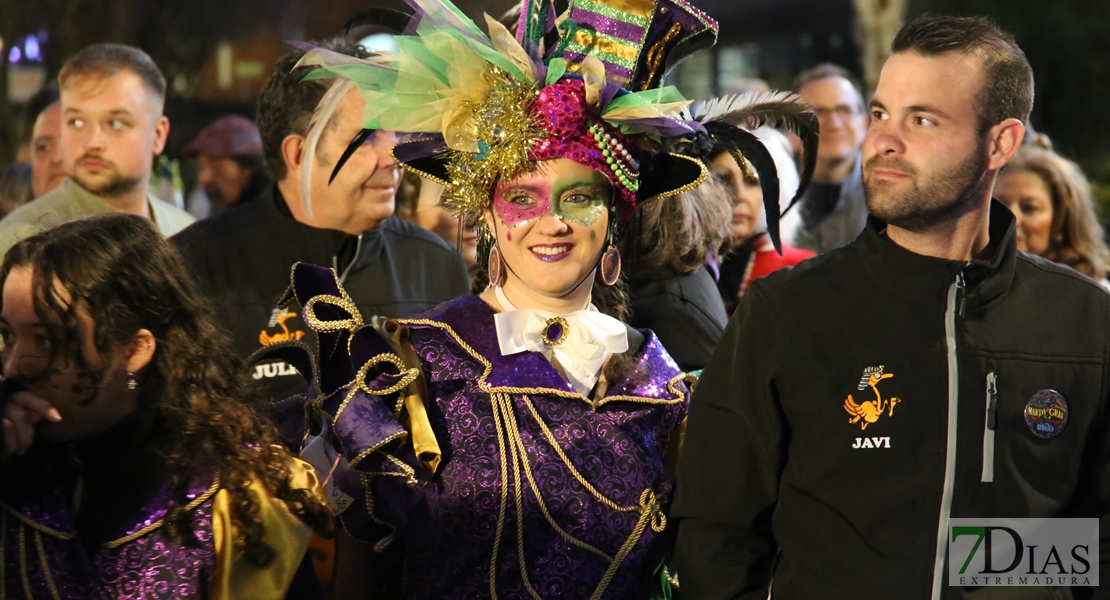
[{"x1": 854, "y1": 0, "x2": 907, "y2": 91}]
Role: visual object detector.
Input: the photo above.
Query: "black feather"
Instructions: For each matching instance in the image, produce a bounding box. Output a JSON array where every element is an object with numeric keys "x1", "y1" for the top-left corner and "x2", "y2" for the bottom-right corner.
[
  {"x1": 330, "y1": 128, "x2": 376, "y2": 185},
  {"x1": 695, "y1": 92, "x2": 820, "y2": 211},
  {"x1": 702, "y1": 122, "x2": 784, "y2": 252}
]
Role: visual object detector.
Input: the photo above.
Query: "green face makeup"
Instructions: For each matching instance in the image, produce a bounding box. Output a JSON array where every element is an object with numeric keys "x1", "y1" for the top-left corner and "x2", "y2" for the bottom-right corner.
[{"x1": 493, "y1": 170, "x2": 610, "y2": 237}]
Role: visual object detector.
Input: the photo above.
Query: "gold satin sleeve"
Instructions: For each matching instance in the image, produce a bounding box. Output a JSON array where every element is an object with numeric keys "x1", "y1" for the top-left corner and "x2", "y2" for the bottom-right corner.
[{"x1": 209, "y1": 458, "x2": 327, "y2": 600}]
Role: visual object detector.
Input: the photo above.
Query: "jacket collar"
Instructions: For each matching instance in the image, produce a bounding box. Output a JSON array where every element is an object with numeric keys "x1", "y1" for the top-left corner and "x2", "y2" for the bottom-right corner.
[
  {"x1": 856, "y1": 200, "x2": 1017, "y2": 311},
  {"x1": 266, "y1": 185, "x2": 386, "y2": 271},
  {"x1": 401, "y1": 295, "x2": 687, "y2": 407}
]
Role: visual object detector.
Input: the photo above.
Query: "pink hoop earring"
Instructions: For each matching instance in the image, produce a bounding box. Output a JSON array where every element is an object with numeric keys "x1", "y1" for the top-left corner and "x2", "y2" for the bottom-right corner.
[
  {"x1": 488, "y1": 245, "x2": 505, "y2": 287},
  {"x1": 600, "y1": 245, "x2": 621, "y2": 286}
]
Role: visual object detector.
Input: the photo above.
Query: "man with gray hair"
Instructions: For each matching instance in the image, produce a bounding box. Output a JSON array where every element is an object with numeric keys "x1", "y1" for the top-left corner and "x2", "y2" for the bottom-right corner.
[
  {"x1": 0, "y1": 44, "x2": 193, "y2": 259},
  {"x1": 790, "y1": 63, "x2": 870, "y2": 253}
]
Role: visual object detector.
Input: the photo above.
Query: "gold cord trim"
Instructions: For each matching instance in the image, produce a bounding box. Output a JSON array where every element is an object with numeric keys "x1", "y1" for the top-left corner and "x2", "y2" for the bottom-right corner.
[
  {"x1": 358, "y1": 472, "x2": 399, "y2": 553},
  {"x1": 33, "y1": 530, "x2": 60, "y2": 600},
  {"x1": 480, "y1": 393, "x2": 667, "y2": 599},
  {"x1": 392, "y1": 318, "x2": 687, "y2": 408},
  {"x1": 346, "y1": 431, "x2": 409, "y2": 472},
  {"x1": 102, "y1": 478, "x2": 221, "y2": 548},
  {"x1": 523, "y1": 396, "x2": 637, "y2": 513},
  {"x1": 639, "y1": 153, "x2": 709, "y2": 205},
  {"x1": 590, "y1": 490, "x2": 656, "y2": 600},
  {"x1": 729, "y1": 149, "x2": 758, "y2": 183},
  {"x1": 0, "y1": 502, "x2": 72, "y2": 541},
  {"x1": 18, "y1": 524, "x2": 30, "y2": 600},
  {"x1": 489, "y1": 393, "x2": 511, "y2": 600},
  {"x1": 391, "y1": 144, "x2": 451, "y2": 187},
  {"x1": 504, "y1": 398, "x2": 613, "y2": 562},
  {"x1": 500, "y1": 396, "x2": 544, "y2": 600},
  {"x1": 332, "y1": 353, "x2": 420, "y2": 428}
]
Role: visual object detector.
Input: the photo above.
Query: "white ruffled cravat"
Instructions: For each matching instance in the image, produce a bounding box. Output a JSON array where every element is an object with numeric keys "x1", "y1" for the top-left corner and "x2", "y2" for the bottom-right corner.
[{"x1": 493, "y1": 286, "x2": 629, "y2": 396}]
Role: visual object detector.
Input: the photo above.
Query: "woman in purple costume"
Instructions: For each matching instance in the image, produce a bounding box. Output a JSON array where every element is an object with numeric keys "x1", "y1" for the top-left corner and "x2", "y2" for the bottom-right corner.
[
  {"x1": 0, "y1": 215, "x2": 332, "y2": 599},
  {"x1": 281, "y1": 0, "x2": 817, "y2": 597}
]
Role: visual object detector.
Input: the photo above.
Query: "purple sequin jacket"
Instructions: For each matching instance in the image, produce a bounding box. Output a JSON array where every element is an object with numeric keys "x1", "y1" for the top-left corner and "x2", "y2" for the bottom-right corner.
[
  {"x1": 1, "y1": 454, "x2": 218, "y2": 599},
  {"x1": 285, "y1": 264, "x2": 690, "y2": 599}
]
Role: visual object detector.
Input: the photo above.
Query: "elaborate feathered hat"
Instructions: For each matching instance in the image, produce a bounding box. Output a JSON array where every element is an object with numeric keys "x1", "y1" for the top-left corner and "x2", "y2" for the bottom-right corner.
[{"x1": 297, "y1": 0, "x2": 818, "y2": 250}]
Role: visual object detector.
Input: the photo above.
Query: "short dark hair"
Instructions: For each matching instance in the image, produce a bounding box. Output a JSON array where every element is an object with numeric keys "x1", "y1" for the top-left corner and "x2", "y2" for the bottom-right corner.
[
  {"x1": 257, "y1": 38, "x2": 369, "y2": 181},
  {"x1": 892, "y1": 15, "x2": 1034, "y2": 132},
  {"x1": 21, "y1": 85, "x2": 59, "y2": 143},
  {"x1": 58, "y1": 44, "x2": 167, "y2": 110},
  {"x1": 793, "y1": 63, "x2": 864, "y2": 102}
]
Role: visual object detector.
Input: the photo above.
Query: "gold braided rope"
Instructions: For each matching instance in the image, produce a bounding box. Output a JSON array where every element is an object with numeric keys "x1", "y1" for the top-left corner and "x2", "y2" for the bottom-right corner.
[
  {"x1": 500, "y1": 396, "x2": 544, "y2": 600},
  {"x1": 522, "y1": 396, "x2": 637, "y2": 513},
  {"x1": 489, "y1": 393, "x2": 511, "y2": 600},
  {"x1": 0, "y1": 502, "x2": 71, "y2": 540},
  {"x1": 358, "y1": 472, "x2": 399, "y2": 553},
  {"x1": 103, "y1": 478, "x2": 221, "y2": 548},
  {"x1": 33, "y1": 530, "x2": 60, "y2": 600},
  {"x1": 729, "y1": 149, "x2": 759, "y2": 183},
  {"x1": 590, "y1": 490, "x2": 657, "y2": 600},
  {"x1": 18, "y1": 524, "x2": 30, "y2": 600},
  {"x1": 332, "y1": 353, "x2": 420, "y2": 430},
  {"x1": 302, "y1": 293, "x2": 363, "y2": 332},
  {"x1": 346, "y1": 431, "x2": 408, "y2": 473},
  {"x1": 502, "y1": 398, "x2": 613, "y2": 562},
  {"x1": 393, "y1": 318, "x2": 688, "y2": 408},
  {"x1": 484, "y1": 394, "x2": 667, "y2": 600}
]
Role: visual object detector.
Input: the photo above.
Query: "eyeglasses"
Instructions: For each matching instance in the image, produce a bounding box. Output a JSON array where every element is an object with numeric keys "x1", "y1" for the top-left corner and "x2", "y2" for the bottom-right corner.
[{"x1": 813, "y1": 105, "x2": 860, "y2": 121}]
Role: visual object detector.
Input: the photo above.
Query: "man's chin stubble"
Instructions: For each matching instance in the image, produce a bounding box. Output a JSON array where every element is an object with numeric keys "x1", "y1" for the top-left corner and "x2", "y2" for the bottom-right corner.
[{"x1": 75, "y1": 172, "x2": 142, "y2": 198}]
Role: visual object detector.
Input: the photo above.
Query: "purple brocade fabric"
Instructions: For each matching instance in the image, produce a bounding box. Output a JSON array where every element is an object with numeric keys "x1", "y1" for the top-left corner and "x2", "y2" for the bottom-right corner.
[
  {"x1": 1, "y1": 462, "x2": 217, "y2": 599},
  {"x1": 328, "y1": 294, "x2": 690, "y2": 599}
]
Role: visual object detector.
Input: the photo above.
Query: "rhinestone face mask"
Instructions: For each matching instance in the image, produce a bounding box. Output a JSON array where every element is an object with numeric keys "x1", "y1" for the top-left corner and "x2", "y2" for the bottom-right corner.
[{"x1": 492, "y1": 167, "x2": 611, "y2": 238}]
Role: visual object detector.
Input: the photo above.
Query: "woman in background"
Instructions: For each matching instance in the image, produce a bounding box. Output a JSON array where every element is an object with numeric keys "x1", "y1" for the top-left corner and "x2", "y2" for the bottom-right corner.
[
  {"x1": 714, "y1": 127, "x2": 815, "y2": 315},
  {"x1": 0, "y1": 214, "x2": 330, "y2": 599},
  {"x1": 621, "y1": 182, "x2": 732, "y2": 372},
  {"x1": 994, "y1": 136, "x2": 1110, "y2": 285}
]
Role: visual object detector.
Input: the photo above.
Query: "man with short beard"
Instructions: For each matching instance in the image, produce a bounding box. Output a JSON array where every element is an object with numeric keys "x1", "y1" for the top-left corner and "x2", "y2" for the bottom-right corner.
[
  {"x1": 0, "y1": 44, "x2": 193, "y2": 260},
  {"x1": 674, "y1": 15, "x2": 1110, "y2": 599}
]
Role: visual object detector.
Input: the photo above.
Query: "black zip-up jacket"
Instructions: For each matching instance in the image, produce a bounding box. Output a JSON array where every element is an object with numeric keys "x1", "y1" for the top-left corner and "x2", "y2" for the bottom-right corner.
[
  {"x1": 172, "y1": 186, "x2": 469, "y2": 389},
  {"x1": 674, "y1": 203, "x2": 1110, "y2": 600}
]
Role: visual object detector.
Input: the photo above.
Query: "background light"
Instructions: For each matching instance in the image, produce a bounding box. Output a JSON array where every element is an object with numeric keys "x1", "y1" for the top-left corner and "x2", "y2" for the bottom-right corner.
[{"x1": 358, "y1": 33, "x2": 397, "y2": 54}]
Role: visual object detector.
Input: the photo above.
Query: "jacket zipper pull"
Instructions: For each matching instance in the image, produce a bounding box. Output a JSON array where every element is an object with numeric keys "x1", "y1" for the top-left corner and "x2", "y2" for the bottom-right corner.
[
  {"x1": 981, "y1": 371, "x2": 998, "y2": 483},
  {"x1": 956, "y1": 272, "x2": 967, "y2": 318},
  {"x1": 986, "y1": 371, "x2": 998, "y2": 430}
]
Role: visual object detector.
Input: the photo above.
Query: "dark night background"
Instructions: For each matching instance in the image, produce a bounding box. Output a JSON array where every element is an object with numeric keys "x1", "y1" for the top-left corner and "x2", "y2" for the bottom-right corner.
[{"x1": 1, "y1": 0, "x2": 1107, "y2": 209}]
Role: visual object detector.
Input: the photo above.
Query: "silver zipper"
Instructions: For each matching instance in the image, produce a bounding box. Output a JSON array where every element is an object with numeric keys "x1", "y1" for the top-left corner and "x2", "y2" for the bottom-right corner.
[
  {"x1": 981, "y1": 372, "x2": 997, "y2": 482},
  {"x1": 931, "y1": 272, "x2": 965, "y2": 599},
  {"x1": 332, "y1": 233, "x2": 364, "y2": 285}
]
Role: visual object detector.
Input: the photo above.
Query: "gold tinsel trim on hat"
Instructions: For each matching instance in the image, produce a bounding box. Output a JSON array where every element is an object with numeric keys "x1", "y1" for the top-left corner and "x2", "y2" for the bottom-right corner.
[{"x1": 444, "y1": 66, "x2": 546, "y2": 231}]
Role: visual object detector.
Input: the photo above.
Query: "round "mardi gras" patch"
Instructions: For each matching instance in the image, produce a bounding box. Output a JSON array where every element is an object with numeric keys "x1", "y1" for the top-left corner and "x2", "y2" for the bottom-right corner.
[{"x1": 1024, "y1": 390, "x2": 1068, "y2": 439}]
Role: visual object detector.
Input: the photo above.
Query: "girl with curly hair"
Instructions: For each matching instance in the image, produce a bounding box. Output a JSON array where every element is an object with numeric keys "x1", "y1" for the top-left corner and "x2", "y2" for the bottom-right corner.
[
  {"x1": 995, "y1": 137, "x2": 1110, "y2": 285},
  {"x1": 0, "y1": 214, "x2": 332, "y2": 599}
]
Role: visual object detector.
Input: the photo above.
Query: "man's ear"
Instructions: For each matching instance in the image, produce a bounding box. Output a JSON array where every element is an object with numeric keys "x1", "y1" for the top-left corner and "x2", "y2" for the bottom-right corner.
[
  {"x1": 125, "y1": 329, "x2": 156, "y2": 374},
  {"x1": 152, "y1": 116, "x2": 170, "y2": 157},
  {"x1": 281, "y1": 134, "x2": 306, "y2": 182},
  {"x1": 986, "y1": 118, "x2": 1025, "y2": 171}
]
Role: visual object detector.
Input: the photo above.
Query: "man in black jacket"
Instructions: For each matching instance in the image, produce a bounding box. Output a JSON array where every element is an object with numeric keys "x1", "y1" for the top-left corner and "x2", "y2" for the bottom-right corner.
[
  {"x1": 173, "y1": 40, "x2": 469, "y2": 392},
  {"x1": 674, "y1": 15, "x2": 1110, "y2": 600}
]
